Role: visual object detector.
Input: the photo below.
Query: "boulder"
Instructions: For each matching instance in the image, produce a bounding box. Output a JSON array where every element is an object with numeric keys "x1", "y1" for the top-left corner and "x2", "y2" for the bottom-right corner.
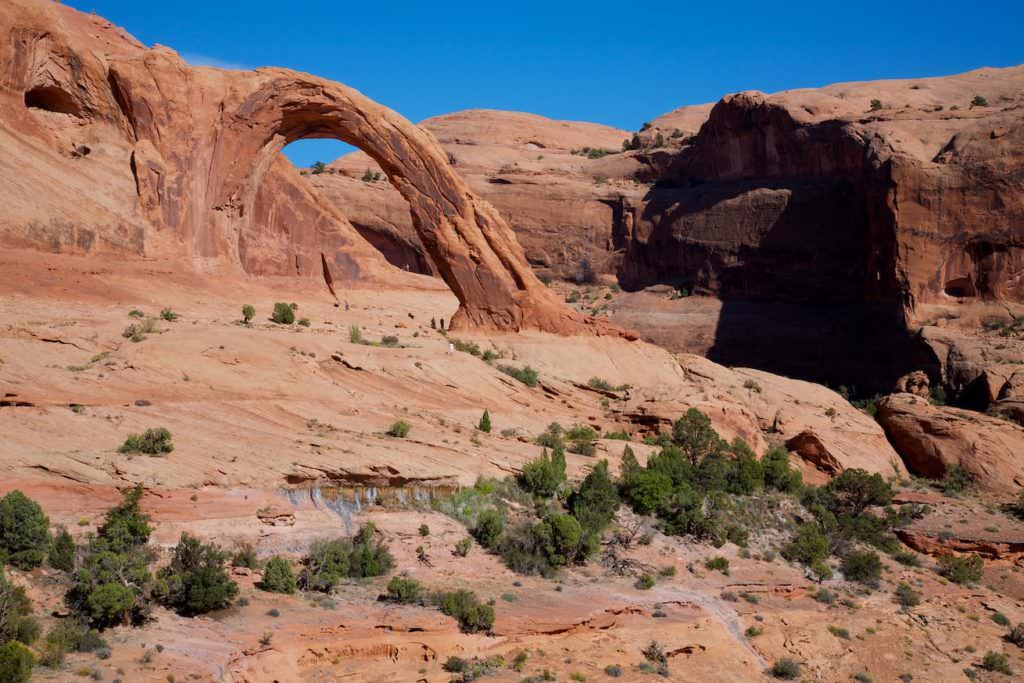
[{"x1": 876, "y1": 393, "x2": 1024, "y2": 492}]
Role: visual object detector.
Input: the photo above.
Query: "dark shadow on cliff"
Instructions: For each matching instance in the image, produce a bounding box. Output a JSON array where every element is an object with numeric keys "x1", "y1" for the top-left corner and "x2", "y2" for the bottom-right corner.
[{"x1": 619, "y1": 176, "x2": 914, "y2": 393}]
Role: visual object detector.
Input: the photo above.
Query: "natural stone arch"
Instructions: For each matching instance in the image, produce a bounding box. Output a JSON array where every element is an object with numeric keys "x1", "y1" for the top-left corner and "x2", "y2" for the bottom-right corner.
[{"x1": 214, "y1": 70, "x2": 607, "y2": 334}]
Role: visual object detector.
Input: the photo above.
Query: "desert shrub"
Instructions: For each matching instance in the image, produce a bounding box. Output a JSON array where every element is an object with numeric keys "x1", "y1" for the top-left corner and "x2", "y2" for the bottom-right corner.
[
  {"x1": 534, "y1": 513, "x2": 583, "y2": 567},
  {"x1": 259, "y1": 556, "x2": 296, "y2": 594},
  {"x1": 828, "y1": 625, "x2": 850, "y2": 639},
  {"x1": 386, "y1": 576, "x2": 421, "y2": 604},
  {"x1": 892, "y1": 550, "x2": 920, "y2": 566},
  {"x1": 387, "y1": 420, "x2": 411, "y2": 438},
  {"x1": 782, "y1": 523, "x2": 829, "y2": 566},
  {"x1": 937, "y1": 554, "x2": 983, "y2": 585},
  {"x1": 519, "y1": 447, "x2": 566, "y2": 498},
  {"x1": 535, "y1": 422, "x2": 565, "y2": 449},
  {"x1": 49, "y1": 527, "x2": 75, "y2": 572},
  {"x1": 241, "y1": 304, "x2": 255, "y2": 323},
  {"x1": 814, "y1": 588, "x2": 836, "y2": 604},
  {"x1": 380, "y1": 334, "x2": 398, "y2": 346},
  {"x1": 478, "y1": 409, "x2": 491, "y2": 433},
  {"x1": 499, "y1": 364, "x2": 539, "y2": 387},
  {"x1": 0, "y1": 568, "x2": 40, "y2": 646},
  {"x1": 153, "y1": 533, "x2": 237, "y2": 615},
  {"x1": 497, "y1": 522, "x2": 556, "y2": 576},
  {"x1": 704, "y1": 556, "x2": 730, "y2": 574},
  {"x1": 472, "y1": 509, "x2": 504, "y2": 549},
  {"x1": 604, "y1": 664, "x2": 623, "y2": 677},
  {"x1": 992, "y1": 612, "x2": 1010, "y2": 627},
  {"x1": 1007, "y1": 623, "x2": 1024, "y2": 648},
  {"x1": 418, "y1": 524, "x2": 430, "y2": 537},
  {"x1": 869, "y1": 99, "x2": 883, "y2": 111},
  {"x1": 841, "y1": 550, "x2": 883, "y2": 585},
  {"x1": 348, "y1": 325, "x2": 363, "y2": 343},
  {"x1": 894, "y1": 582, "x2": 920, "y2": 608},
  {"x1": 634, "y1": 574, "x2": 655, "y2": 590},
  {"x1": 118, "y1": 428, "x2": 173, "y2": 455},
  {"x1": 437, "y1": 590, "x2": 494, "y2": 633},
  {"x1": 763, "y1": 447, "x2": 803, "y2": 493},
  {"x1": 231, "y1": 543, "x2": 259, "y2": 569},
  {"x1": 271, "y1": 302, "x2": 295, "y2": 324},
  {"x1": 770, "y1": 657, "x2": 801, "y2": 679},
  {"x1": 299, "y1": 523, "x2": 392, "y2": 591},
  {"x1": 454, "y1": 537, "x2": 473, "y2": 557},
  {"x1": 981, "y1": 651, "x2": 1011, "y2": 674},
  {"x1": 941, "y1": 464, "x2": 972, "y2": 494},
  {"x1": 971, "y1": 95, "x2": 988, "y2": 107},
  {"x1": 568, "y1": 440, "x2": 596, "y2": 456},
  {"x1": 0, "y1": 491, "x2": 50, "y2": 569},
  {"x1": 746, "y1": 625, "x2": 763, "y2": 637},
  {"x1": 159, "y1": 308, "x2": 178, "y2": 322},
  {"x1": 298, "y1": 318, "x2": 311, "y2": 327},
  {"x1": 621, "y1": 469, "x2": 673, "y2": 515},
  {"x1": 587, "y1": 377, "x2": 613, "y2": 391},
  {"x1": 0, "y1": 641, "x2": 34, "y2": 683},
  {"x1": 569, "y1": 460, "x2": 620, "y2": 538}
]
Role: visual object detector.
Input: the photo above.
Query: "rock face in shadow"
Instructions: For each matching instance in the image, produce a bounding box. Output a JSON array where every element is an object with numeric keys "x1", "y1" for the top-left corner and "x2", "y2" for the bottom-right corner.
[{"x1": 0, "y1": 0, "x2": 600, "y2": 335}]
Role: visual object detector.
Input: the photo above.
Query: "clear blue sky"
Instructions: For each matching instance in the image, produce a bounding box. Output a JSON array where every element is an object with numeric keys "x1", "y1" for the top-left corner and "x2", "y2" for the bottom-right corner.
[{"x1": 67, "y1": 0, "x2": 1023, "y2": 168}]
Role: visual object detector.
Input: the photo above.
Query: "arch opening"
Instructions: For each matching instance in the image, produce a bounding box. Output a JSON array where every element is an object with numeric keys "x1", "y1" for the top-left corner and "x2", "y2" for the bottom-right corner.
[{"x1": 279, "y1": 138, "x2": 437, "y2": 276}]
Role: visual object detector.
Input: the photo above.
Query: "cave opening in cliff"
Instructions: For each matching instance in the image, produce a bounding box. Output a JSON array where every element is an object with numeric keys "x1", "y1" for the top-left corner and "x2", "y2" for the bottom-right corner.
[
  {"x1": 280, "y1": 139, "x2": 436, "y2": 276},
  {"x1": 23, "y1": 85, "x2": 81, "y2": 116}
]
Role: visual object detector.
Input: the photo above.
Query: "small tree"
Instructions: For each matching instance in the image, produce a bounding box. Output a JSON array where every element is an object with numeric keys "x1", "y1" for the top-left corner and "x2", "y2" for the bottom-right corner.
[
  {"x1": 154, "y1": 533, "x2": 238, "y2": 615},
  {"x1": 311, "y1": 161, "x2": 326, "y2": 174},
  {"x1": 841, "y1": 549, "x2": 883, "y2": 585},
  {"x1": 869, "y1": 99, "x2": 883, "y2": 111},
  {"x1": 242, "y1": 304, "x2": 255, "y2": 323},
  {"x1": 671, "y1": 409, "x2": 722, "y2": 467},
  {"x1": 259, "y1": 556, "x2": 296, "y2": 594},
  {"x1": 0, "y1": 491, "x2": 51, "y2": 569},
  {"x1": 478, "y1": 409, "x2": 492, "y2": 433},
  {"x1": 937, "y1": 553, "x2": 983, "y2": 585},
  {"x1": 49, "y1": 528, "x2": 75, "y2": 572},
  {"x1": 472, "y1": 509, "x2": 504, "y2": 549},
  {"x1": 271, "y1": 302, "x2": 295, "y2": 325},
  {"x1": 438, "y1": 590, "x2": 494, "y2": 633},
  {"x1": 386, "y1": 575, "x2": 421, "y2": 603},
  {"x1": 971, "y1": 95, "x2": 988, "y2": 107}
]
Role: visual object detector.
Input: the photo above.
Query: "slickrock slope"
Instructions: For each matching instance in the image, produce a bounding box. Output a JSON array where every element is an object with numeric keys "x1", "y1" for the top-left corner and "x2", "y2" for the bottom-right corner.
[
  {"x1": 0, "y1": 0, "x2": 595, "y2": 335},
  {"x1": 311, "y1": 109, "x2": 641, "y2": 280}
]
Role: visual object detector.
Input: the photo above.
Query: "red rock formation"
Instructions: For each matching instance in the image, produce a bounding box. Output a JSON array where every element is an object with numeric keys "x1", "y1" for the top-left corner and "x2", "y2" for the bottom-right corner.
[
  {"x1": 876, "y1": 393, "x2": 1024, "y2": 492},
  {"x1": 0, "y1": 0, "x2": 604, "y2": 335}
]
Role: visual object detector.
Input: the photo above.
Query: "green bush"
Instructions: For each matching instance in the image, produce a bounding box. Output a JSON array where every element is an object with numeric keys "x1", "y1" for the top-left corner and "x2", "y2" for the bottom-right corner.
[
  {"x1": 472, "y1": 509, "x2": 504, "y2": 549},
  {"x1": 299, "y1": 523, "x2": 393, "y2": 592},
  {"x1": 0, "y1": 490, "x2": 50, "y2": 569},
  {"x1": 386, "y1": 575, "x2": 421, "y2": 603},
  {"x1": 478, "y1": 409, "x2": 491, "y2": 433},
  {"x1": 418, "y1": 524, "x2": 430, "y2": 537},
  {"x1": 118, "y1": 427, "x2": 173, "y2": 455},
  {"x1": 782, "y1": 523, "x2": 829, "y2": 566},
  {"x1": 535, "y1": 422, "x2": 565, "y2": 449},
  {"x1": 569, "y1": 460, "x2": 620, "y2": 537},
  {"x1": 387, "y1": 420, "x2": 411, "y2": 438},
  {"x1": 499, "y1": 364, "x2": 539, "y2": 387},
  {"x1": 704, "y1": 556, "x2": 730, "y2": 574},
  {"x1": 49, "y1": 527, "x2": 75, "y2": 572},
  {"x1": 971, "y1": 95, "x2": 988, "y2": 107},
  {"x1": 519, "y1": 447, "x2": 566, "y2": 498},
  {"x1": 437, "y1": 590, "x2": 494, "y2": 633},
  {"x1": 895, "y1": 582, "x2": 920, "y2": 608},
  {"x1": 635, "y1": 574, "x2": 655, "y2": 590},
  {"x1": 0, "y1": 568, "x2": 40, "y2": 646},
  {"x1": 271, "y1": 302, "x2": 295, "y2": 324},
  {"x1": 621, "y1": 469, "x2": 673, "y2": 515},
  {"x1": 259, "y1": 556, "x2": 296, "y2": 594},
  {"x1": 159, "y1": 308, "x2": 179, "y2": 322},
  {"x1": 841, "y1": 549, "x2": 883, "y2": 585},
  {"x1": 454, "y1": 537, "x2": 473, "y2": 557},
  {"x1": 65, "y1": 486, "x2": 153, "y2": 628},
  {"x1": 534, "y1": 513, "x2": 583, "y2": 567},
  {"x1": 937, "y1": 554, "x2": 983, "y2": 585},
  {"x1": 981, "y1": 651, "x2": 1011, "y2": 674},
  {"x1": 0, "y1": 641, "x2": 34, "y2": 683},
  {"x1": 242, "y1": 304, "x2": 255, "y2": 323},
  {"x1": 763, "y1": 447, "x2": 803, "y2": 493},
  {"x1": 231, "y1": 543, "x2": 259, "y2": 569},
  {"x1": 349, "y1": 325, "x2": 363, "y2": 343},
  {"x1": 153, "y1": 533, "x2": 238, "y2": 615},
  {"x1": 770, "y1": 657, "x2": 801, "y2": 679}
]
